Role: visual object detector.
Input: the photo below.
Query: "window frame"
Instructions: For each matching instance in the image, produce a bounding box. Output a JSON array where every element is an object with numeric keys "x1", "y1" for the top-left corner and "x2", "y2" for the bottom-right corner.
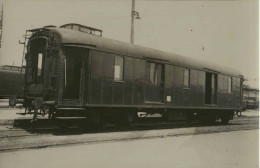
[
  {"x1": 227, "y1": 76, "x2": 232, "y2": 93},
  {"x1": 149, "y1": 62, "x2": 159, "y2": 85},
  {"x1": 113, "y1": 55, "x2": 124, "y2": 82},
  {"x1": 183, "y1": 68, "x2": 190, "y2": 88},
  {"x1": 37, "y1": 53, "x2": 43, "y2": 77}
]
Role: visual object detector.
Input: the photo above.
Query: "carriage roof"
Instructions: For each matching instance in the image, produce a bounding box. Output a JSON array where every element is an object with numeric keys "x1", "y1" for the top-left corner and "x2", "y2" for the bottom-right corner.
[{"x1": 46, "y1": 27, "x2": 243, "y2": 78}]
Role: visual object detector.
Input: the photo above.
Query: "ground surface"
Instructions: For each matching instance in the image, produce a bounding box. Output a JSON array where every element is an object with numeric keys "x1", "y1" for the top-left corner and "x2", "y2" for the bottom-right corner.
[
  {"x1": 0, "y1": 107, "x2": 258, "y2": 168},
  {"x1": 0, "y1": 129, "x2": 258, "y2": 168}
]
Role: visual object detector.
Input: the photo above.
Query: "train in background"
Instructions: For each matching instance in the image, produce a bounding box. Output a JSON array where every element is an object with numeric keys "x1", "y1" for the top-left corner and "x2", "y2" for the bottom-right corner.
[
  {"x1": 243, "y1": 85, "x2": 259, "y2": 109},
  {"x1": 0, "y1": 65, "x2": 25, "y2": 106},
  {"x1": 15, "y1": 23, "x2": 244, "y2": 128}
]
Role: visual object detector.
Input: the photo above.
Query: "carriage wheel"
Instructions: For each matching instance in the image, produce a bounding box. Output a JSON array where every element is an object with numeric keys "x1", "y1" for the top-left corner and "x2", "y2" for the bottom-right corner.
[{"x1": 220, "y1": 113, "x2": 230, "y2": 124}]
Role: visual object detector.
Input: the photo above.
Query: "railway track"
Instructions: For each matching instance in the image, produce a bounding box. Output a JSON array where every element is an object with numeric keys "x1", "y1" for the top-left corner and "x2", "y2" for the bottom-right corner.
[
  {"x1": 0, "y1": 109, "x2": 258, "y2": 153},
  {"x1": 0, "y1": 120, "x2": 193, "y2": 138},
  {"x1": 0, "y1": 115, "x2": 258, "y2": 139}
]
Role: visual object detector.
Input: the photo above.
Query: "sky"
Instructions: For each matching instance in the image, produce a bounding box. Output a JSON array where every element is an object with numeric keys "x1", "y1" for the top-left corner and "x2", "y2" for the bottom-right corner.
[{"x1": 0, "y1": 0, "x2": 258, "y2": 88}]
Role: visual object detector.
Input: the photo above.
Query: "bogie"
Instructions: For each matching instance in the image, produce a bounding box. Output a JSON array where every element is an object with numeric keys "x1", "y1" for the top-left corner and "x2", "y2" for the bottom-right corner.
[{"x1": 220, "y1": 112, "x2": 233, "y2": 124}]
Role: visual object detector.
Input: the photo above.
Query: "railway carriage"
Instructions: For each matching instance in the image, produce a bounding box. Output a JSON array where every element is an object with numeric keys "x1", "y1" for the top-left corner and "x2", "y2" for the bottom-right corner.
[
  {"x1": 22, "y1": 23, "x2": 244, "y2": 126},
  {"x1": 0, "y1": 65, "x2": 25, "y2": 106}
]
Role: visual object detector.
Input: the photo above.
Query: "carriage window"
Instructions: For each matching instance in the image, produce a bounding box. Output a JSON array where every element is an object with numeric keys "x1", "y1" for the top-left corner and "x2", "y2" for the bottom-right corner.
[
  {"x1": 149, "y1": 63, "x2": 160, "y2": 85},
  {"x1": 114, "y1": 56, "x2": 124, "y2": 81},
  {"x1": 37, "y1": 53, "x2": 43, "y2": 76},
  {"x1": 228, "y1": 77, "x2": 232, "y2": 93},
  {"x1": 184, "y1": 68, "x2": 190, "y2": 87}
]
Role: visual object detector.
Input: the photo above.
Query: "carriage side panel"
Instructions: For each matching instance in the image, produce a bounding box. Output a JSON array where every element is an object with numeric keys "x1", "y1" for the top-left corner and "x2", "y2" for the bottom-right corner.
[
  {"x1": 197, "y1": 71, "x2": 206, "y2": 106},
  {"x1": 101, "y1": 52, "x2": 114, "y2": 105},
  {"x1": 232, "y1": 77, "x2": 242, "y2": 108},
  {"x1": 173, "y1": 66, "x2": 184, "y2": 106},
  {"x1": 190, "y1": 69, "x2": 199, "y2": 107},
  {"x1": 123, "y1": 57, "x2": 134, "y2": 105},
  {"x1": 133, "y1": 59, "x2": 146, "y2": 105},
  {"x1": 217, "y1": 74, "x2": 224, "y2": 107},
  {"x1": 164, "y1": 65, "x2": 175, "y2": 106},
  {"x1": 88, "y1": 50, "x2": 242, "y2": 110},
  {"x1": 89, "y1": 51, "x2": 103, "y2": 104}
]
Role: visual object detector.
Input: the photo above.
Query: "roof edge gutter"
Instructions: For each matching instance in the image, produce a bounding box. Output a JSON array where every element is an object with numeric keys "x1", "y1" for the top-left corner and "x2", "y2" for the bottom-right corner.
[{"x1": 61, "y1": 42, "x2": 96, "y2": 49}]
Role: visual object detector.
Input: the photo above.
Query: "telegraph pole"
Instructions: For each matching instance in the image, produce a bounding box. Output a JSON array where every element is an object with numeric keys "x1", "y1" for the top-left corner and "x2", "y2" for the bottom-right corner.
[
  {"x1": 0, "y1": 4, "x2": 3, "y2": 48},
  {"x1": 130, "y1": 0, "x2": 140, "y2": 44},
  {"x1": 130, "y1": 0, "x2": 135, "y2": 44}
]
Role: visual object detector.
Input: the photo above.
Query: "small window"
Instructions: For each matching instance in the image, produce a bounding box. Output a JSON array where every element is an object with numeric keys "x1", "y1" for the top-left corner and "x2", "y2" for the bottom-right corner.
[
  {"x1": 72, "y1": 25, "x2": 80, "y2": 31},
  {"x1": 93, "y1": 30, "x2": 102, "y2": 36},
  {"x1": 80, "y1": 27, "x2": 91, "y2": 33},
  {"x1": 184, "y1": 68, "x2": 190, "y2": 88},
  {"x1": 114, "y1": 56, "x2": 124, "y2": 81},
  {"x1": 37, "y1": 53, "x2": 43, "y2": 76},
  {"x1": 64, "y1": 25, "x2": 72, "y2": 29},
  {"x1": 228, "y1": 77, "x2": 232, "y2": 93}
]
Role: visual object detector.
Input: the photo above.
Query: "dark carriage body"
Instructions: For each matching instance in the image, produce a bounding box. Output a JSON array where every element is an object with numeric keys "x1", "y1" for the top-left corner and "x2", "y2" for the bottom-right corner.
[{"x1": 23, "y1": 24, "x2": 244, "y2": 123}]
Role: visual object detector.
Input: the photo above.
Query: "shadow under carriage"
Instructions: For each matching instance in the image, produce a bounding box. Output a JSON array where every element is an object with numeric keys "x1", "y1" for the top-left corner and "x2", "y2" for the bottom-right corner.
[{"x1": 12, "y1": 117, "x2": 242, "y2": 136}]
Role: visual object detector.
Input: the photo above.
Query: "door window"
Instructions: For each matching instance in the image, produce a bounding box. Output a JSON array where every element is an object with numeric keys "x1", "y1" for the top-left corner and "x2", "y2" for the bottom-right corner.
[
  {"x1": 28, "y1": 38, "x2": 46, "y2": 84},
  {"x1": 37, "y1": 53, "x2": 43, "y2": 76},
  {"x1": 149, "y1": 63, "x2": 160, "y2": 85}
]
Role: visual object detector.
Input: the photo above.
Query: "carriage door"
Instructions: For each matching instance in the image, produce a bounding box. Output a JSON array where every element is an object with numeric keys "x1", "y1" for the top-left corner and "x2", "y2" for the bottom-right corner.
[
  {"x1": 145, "y1": 62, "x2": 164, "y2": 103},
  {"x1": 205, "y1": 72, "x2": 217, "y2": 104},
  {"x1": 63, "y1": 47, "x2": 88, "y2": 105}
]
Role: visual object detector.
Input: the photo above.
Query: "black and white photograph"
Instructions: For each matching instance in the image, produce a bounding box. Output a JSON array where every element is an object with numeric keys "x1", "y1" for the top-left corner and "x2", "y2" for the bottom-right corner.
[{"x1": 0, "y1": 0, "x2": 258, "y2": 167}]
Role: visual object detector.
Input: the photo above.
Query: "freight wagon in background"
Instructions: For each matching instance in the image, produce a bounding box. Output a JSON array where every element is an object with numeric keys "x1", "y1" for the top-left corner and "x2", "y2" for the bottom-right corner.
[
  {"x1": 0, "y1": 65, "x2": 25, "y2": 106},
  {"x1": 243, "y1": 85, "x2": 259, "y2": 110},
  {"x1": 21, "y1": 23, "x2": 244, "y2": 128}
]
